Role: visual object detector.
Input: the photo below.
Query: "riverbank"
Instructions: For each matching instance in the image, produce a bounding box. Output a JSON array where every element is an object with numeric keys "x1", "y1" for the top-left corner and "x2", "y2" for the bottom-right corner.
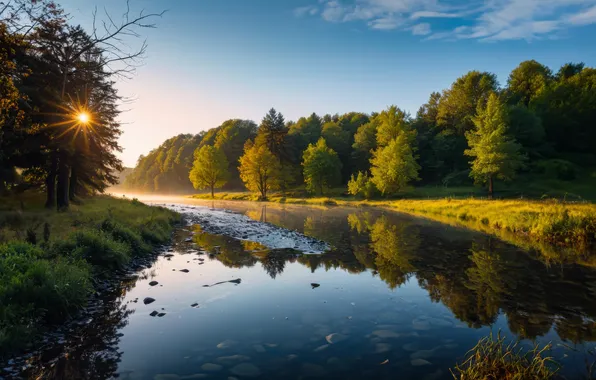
[
  {"x1": 0, "y1": 194, "x2": 179, "y2": 359},
  {"x1": 190, "y1": 192, "x2": 596, "y2": 262}
]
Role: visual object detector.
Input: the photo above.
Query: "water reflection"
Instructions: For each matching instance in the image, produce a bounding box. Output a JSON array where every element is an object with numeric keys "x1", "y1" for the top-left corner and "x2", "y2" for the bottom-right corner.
[
  {"x1": 20, "y1": 201, "x2": 596, "y2": 379},
  {"x1": 204, "y1": 204, "x2": 596, "y2": 344}
]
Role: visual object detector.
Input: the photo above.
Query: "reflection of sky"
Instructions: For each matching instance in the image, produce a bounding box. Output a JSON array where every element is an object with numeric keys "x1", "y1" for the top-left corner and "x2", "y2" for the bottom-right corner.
[{"x1": 108, "y1": 195, "x2": 596, "y2": 379}]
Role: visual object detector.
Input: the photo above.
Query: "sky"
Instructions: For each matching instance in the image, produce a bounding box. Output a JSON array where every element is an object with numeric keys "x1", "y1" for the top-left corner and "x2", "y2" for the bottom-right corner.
[{"x1": 60, "y1": 0, "x2": 596, "y2": 167}]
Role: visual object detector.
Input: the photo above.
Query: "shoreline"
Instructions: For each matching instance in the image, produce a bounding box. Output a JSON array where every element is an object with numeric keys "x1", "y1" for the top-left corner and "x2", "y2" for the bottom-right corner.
[{"x1": 188, "y1": 192, "x2": 596, "y2": 264}]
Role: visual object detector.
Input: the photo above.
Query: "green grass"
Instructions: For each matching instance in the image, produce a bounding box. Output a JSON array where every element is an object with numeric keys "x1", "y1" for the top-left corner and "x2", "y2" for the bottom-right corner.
[
  {"x1": 0, "y1": 194, "x2": 179, "y2": 358},
  {"x1": 452, "y1": 332, "x2": 559, "y2": 379}
]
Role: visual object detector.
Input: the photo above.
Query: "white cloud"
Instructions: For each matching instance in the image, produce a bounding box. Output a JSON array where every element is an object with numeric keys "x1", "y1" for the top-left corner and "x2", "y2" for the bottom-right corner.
[
  {"x1": 294, "y1": 6, "x2": 319, "y2": 17},
  {"x1": 298, "y1": 0, "x2": 596, "y2": 41}
]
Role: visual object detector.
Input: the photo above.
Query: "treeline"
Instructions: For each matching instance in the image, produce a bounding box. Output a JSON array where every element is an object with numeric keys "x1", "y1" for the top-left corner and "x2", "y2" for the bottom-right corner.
[
  {"x1": 0, "y1": 0, "x2": 160, "y2": 209},
  {"x1": 126, "y1": 60, "x2": 596, "y2": 198}
]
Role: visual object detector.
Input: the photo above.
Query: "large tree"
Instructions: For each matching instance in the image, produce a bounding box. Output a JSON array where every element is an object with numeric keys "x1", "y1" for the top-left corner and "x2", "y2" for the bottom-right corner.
[
  {"x1": 465, "y1": 93, "x2": 525, "y2": 196},
  {"x1": 370, "y1": 135, "x2": 420, "y2": 195},
  {"x1": 189, "y1": 145, "x2": 229, "y2": 198},
  {"x1": 238, "y1": 140, "x2": 282, "y2": 199},
  {"x1": 505, "y1": 60, "x2": 552, "y2": 107},
  {"x1": 302, "y1": 138, "x2": 342, "y2": 195}
]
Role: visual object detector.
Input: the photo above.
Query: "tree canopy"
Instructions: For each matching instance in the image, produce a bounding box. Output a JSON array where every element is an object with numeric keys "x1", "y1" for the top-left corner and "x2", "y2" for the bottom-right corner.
[
  {"x1": 189, "y1": 145, "x2": 229, "y2": 197},
  {"x1": 302, "y1": 138, "x2": 342, "y2": 195}
]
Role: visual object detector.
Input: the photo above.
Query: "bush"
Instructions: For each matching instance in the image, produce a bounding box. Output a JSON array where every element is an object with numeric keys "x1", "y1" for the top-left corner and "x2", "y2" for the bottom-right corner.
[
  {"x1": 348, "y1": 172, "x2": 378, "y2": 200},
  {"x1": 62, "y1": 229, "x2": 131, "y2": 270},
  {"x1": 532, "y1": 159, "x2": 577, "y2": 181},
  {"x1": 100, "y1": 219, "x2": 151, "y2": 256},
  {"x1": 0, "y1": 243, "x2": 91, "y2": 355}
]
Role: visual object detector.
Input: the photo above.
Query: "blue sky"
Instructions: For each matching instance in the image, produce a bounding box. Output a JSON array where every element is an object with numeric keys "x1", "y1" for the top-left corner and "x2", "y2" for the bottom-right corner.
[{"x1": 61, "y1": 0, "x2": 596, "y2": 167}]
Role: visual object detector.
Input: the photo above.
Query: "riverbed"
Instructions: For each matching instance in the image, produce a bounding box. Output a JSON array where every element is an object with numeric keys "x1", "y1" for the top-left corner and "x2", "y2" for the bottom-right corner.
[{"x1": 20, "y1": 196, "x2": 596, "y2": 379}]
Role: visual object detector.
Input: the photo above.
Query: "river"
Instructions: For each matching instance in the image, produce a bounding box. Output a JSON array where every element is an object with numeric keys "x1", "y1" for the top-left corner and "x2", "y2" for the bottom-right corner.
[{"x1": 22, "y1": 196, "x2": 596, "y2": 379}]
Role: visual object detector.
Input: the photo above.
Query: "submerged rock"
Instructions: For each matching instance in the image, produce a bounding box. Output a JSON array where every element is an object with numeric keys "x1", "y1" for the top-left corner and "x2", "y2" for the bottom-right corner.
[
  {"x1": 314, "y1": 344, "x2": 329, "y2": 352},
  {"x1": 144, "y1": 297, "x2": 156, "y2": 305},
  {"x1": 179, "y1": 269, "x2": 190, "y2": 273},
  {"x1": 216, "y1": 355, "x2": 250, "y2": 364},
  {"x1": 411, "y1": 359, "x2": 432, "y2": 366},
  {"x1": 229, "y1": 363, "x2": 261, "y2": 377},
  {"x1": 372, "y1": 330, "x2": 401, "y2": 338},
  {"x1": 150, "y1": 311, "x2": 159, "y2": 317},
  {"x1": 191, "y1": 303, "x2": 199, "y2": 308},
  {"x1": 157, "y1": 312, "x2": 166, "y2": 317},
  {"x1": 311, "y1": 283, "x2": 320, "y2": 289},
  {"x1": 216, "y1": 339, "x2": 237, "y2": 349},
  {"x1": 326, "y1": 333, "x2": 348, "y2": 344},
  {"x1": 375, "y1": 343, "x2": 392, "y2": 353},
  {"x1": 149, "y1": 281, "x2": 159, "y2": 286},
  {"x1": 201, "y1": 363, "x2": 222, "y2": 372}
]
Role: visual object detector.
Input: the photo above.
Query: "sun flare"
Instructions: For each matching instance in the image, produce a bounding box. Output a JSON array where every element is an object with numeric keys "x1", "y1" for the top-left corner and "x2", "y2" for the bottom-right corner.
[{"x1": 77, "y1": 112, "x2": 90, "y2": 124}]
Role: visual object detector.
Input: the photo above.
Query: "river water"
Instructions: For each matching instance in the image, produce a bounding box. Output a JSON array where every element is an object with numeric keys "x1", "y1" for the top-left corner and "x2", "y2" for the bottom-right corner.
[{"x1": 22, "y1": 197, "x2": 596, "y2": 379}]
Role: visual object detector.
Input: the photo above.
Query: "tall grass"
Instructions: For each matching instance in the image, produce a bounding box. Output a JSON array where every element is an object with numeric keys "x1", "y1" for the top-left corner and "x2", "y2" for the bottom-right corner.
[
  {"x1": 451, "y1": 332, "x2": 559, "y2": 379},
  {"x1": 0, "y1": 194, "x2": 179, "y2": 358}
]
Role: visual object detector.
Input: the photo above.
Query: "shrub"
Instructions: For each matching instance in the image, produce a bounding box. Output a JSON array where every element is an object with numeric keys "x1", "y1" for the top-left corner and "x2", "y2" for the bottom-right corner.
[
  {"x1": 100, "y1": 219, "x2": 151, "y2": 256},
  {"x1": 63, "y1": 229, "x2": 131, "y2": 270},
  {"x1": 532, "y1": 159, "x2": 577, "y2": 181},
  {"x1": 348, "y1": 171, "x2": 378, "y2": 200},
  {"x1": 452, "y1": 332, "x2": 558, "y2": 379}
]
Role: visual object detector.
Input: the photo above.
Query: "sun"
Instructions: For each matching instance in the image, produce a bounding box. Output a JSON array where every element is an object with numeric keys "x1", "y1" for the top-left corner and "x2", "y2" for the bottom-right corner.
[{"x1": 77, "y1": 112, "x2": 90, "y2": 124}]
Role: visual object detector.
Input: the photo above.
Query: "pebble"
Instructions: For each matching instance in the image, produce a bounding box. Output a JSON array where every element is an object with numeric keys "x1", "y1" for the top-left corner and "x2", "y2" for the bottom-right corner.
[
  {"x1": 149, "y1": 281, "x2": 159, "y2": 286},
  {"x1": 150, "y1": 311, "x2": 159, "y2": 317},
  {"x1": 144, "y1": 297, "x2": 156, "y2": 305},
  {"x1": 179, "y1": 269, "x2": 190, "y2": 273}
]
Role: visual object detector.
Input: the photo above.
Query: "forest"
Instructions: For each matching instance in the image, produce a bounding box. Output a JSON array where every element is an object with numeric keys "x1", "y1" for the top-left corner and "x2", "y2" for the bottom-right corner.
[{"x1": 124, "y1": 60, "x2": 596, "y2": 199}]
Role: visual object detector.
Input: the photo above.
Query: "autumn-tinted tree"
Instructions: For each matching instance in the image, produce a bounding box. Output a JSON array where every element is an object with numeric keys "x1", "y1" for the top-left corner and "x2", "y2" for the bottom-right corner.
[
  {"x1": 465, "y1": 93, "x2": 525, "y2": 196},
  {"x1": 302, "y1": 138, "x2": 342, "y2": 195},
  {"x1": 238, "y1": 141, "x2": 282, "y2": 199},
  {"x1": 189, "y1": 145, "x2": 229, "y2": 197}
]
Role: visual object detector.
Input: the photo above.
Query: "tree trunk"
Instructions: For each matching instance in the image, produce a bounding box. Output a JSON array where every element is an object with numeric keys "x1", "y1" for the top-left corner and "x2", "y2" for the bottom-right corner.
[
  {"x1": 69, "y1": 165, "x2": 77, "y2": 202},
  {"x1": 45, "y1": 154, "x2": 57, "y2": 209},
  {"x1": 488, "y1": 175, "x2": 494, "y2": 199},
  {"x1": 56, "y1": 153, "x2": 70, "y2": 210},
  {"x1": 211, "y1": 185, "x2": 214, "y2": 198}
]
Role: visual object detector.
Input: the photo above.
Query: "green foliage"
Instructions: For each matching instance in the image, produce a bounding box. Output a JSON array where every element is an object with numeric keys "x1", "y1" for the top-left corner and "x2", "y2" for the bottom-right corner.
[
  {"x1": 465, "y1": 93, "x2": 526, "y2": 193},
  {"x1": 532, "y1": 159, "x2": 577, "y2": 181},
  {"x1": 189, "y1": 145, "x2": 230, "y2": 197},
  {"x1": 370, "y1": 135, "x2": 420, "y2": 195},
  {"x1": 376, "y1": 106, "x2": 413, "y2": 146},
  {"x1": 452, "y1": 332, "x2": 558, "y2": 379},
  {"x1": 347, "y1": 172, "x2": 377, "y2": 199},
  {"x1": 505, "y1": 60, "x2": 552, "y2": 107},
  {"x1": 302, "y1": 138, "x2": 342, "y2": 195},
  {"x1": 437, "y1": 71, "x2": 499, "y2": 134},
  {"x1": 61, "y1": 229, "x2": 131, "y2": 270},
  {"x1": 238, "y1": 141, "x2": 282, "y2": 199}
]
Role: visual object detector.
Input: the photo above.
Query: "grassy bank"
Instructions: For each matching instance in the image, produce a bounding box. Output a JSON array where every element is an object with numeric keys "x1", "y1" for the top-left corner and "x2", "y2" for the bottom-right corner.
[
  {"x1": 190, "y1": 192, "x2": 596, "y2": 261},
  {"x1": 0, "y1": 194, "x2": 179, "y2": 358}
]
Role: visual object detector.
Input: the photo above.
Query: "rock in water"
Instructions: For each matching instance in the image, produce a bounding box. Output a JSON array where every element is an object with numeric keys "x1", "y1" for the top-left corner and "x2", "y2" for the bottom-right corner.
[
  {"x1": 157, "y1": 313, "x2": 166, "y2": 317},
  {"x1": 326, "y1": 333, "x2": 348, "y2": 344},
  {"x1": 179, "y1": 269, "x2": 190, "y2": 273},
  {"x1": 191, "y1": 303, "x2": 199, "y2": 308},
  {"x1": 311, "y1": 283, "x2": 320, "y2": 289},
  {"x1": 201, "y1": 363, "x2": 223, "y2": 372},
  {"x1": 149, "y1": 311, "x2": 159, "y2": 317},
  {"x1": 228, "y1": 278, "x2": 241, "y2": 284},
  {"x1": 144, "y1": 297, "x2": 156, "y2": 305},
  {"x1": 217, "y1": 339, "x2": 237, "y2": 349},
  {"x1": 149, "y1": 281, "x2": 158, "y2": 286},
  {"x1": 375, "y1": 343, "x2": 392, "y2": 353},
  {"x1": 230, "y1": 363, "x2": 261, "y2": 378}
]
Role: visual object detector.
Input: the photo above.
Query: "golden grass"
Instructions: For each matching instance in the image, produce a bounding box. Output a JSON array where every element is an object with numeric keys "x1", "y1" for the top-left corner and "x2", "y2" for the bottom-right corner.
[{"x1": 190, "y1": 192, "x2": 596, "y2": 261}]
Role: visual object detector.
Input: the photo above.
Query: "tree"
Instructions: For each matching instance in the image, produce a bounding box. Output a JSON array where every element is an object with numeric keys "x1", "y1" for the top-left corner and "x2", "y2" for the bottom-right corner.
[
  {"x1": 189, "y1": 145, "x2": 229, "y2": 198},
  {"x1": 370, "y1": 135, "x2": 420, "y2": 195},
  {"x1": 302, "y1": 138, "x2": 342, "y2": 195},
  {"x1": 238, "y1": 141, "x2": 282, "y2": 199},
  {"x1": 465, "y1": 93, "x2": 526, "y2": 196},
  {"x1": 255, "y1": 108, "x2": 287, "y2": 160},
  {"x1": 505, "y1": 60, "x2": 552, "y2": 107},
  {"x1": 348, "y1": 171, "x2": 376, "y2": 199},
  {"x1": 437, "y1": 71, "x2": 499, "y2": 135},
  {"x1": 352, "y1": 116, "x2": 379, "y2": 173},
  {"x1": 376, "y1": 106, "x2": 413, "y2": 146}
]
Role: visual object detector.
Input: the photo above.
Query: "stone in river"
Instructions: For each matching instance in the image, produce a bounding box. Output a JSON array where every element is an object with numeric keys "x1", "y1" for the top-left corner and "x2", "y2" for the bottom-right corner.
[
  {"x1": 149, "y1": 281, "x2": 158, "y2": 286},
  {"x1": 191, "y1": 303, "x2": 199, "y2": 308},
  {"x1": 411, "y1": 359, "x2": 432, "y2": 366},
  {"x1": 216, "y1": 339, "x2": 237, "y2": 349},
  {"x1": 216, "y1": 355, "x2": 250, "y2": 364},
  {"x1": 228, "y1": 278, "x2": 241, "y2": 284},
  {"x1": 410, "y1": 347, "x2": 440, "y2": 360},
  {"x1": 301, "y1": 363, "x2": 327, "y2": 377},
  {"x1": 325, "y1": 333, "x2": 348, "y2": 344},
  {"x1": 179, "y1": 269, "x2": 190, "y2": 273},
  {"x1": 314, "y1": 344, "x2": 329, "y2": 352},
  {"x1": 372, "y1": 330, "x2": 401, "y2": 338},
  {"x1": 144, "y1": 297, "x2": 156, "y2": 305},
  {"x1": 311, "y1": 283, "x2": 320, "y2": 289},
  {"x1": 375, "y1": 343, "x2": 392, "y2": 353},
  {"x1": 402, "y1": 343, "x2": 420, "y2": 352},
  {"x1": 150, "y1": 311, "x2": 159, "y2": 317},
  {"x1": 157, "y1": 312, "x2": 166, "y2": 317},
  {"x1": 253, "y1": 344, "x2": 266, "y2": 353},
  {"x1": 230, "y1": 363, "x2": 261, "y2": 378},
  {"x1": 201, "y1": 363, "x2": 222, "y2": 372}
]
